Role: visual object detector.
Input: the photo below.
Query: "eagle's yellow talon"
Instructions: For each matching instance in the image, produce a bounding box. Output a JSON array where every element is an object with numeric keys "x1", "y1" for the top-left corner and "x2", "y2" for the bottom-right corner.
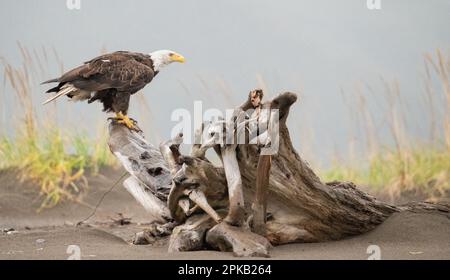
[{"x1": 115, "y1": 112, "x2": 139, "y2": 131}]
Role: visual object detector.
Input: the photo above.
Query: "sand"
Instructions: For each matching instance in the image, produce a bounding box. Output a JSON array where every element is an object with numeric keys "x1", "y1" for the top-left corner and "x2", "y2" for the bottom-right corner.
[{"x1": 1, "y1": 168, "x2": 449, "y2": 260}]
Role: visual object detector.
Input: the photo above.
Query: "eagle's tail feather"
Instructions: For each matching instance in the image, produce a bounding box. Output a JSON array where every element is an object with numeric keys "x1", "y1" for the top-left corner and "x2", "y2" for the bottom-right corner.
[
  {"x1": 41, "y1": 78, "x2": 59, "y2": 85},
  {"x1": 45, "y1": 85, "x2": 61, "y2": 93},
  {"x1": 42, "y1": 84, "x2": 77, "y2": 105}
]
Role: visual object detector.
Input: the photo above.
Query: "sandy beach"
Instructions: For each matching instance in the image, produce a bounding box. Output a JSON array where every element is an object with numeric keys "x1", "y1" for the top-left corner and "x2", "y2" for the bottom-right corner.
[{"x1": 1, "y1": 168, "x2": 449, "y2": 260}]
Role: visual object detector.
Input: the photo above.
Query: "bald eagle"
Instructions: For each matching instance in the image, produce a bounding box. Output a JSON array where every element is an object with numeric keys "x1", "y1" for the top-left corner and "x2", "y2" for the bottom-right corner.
[{"x1": 42, "y1": 50, "x2": 185, "y2": 130}]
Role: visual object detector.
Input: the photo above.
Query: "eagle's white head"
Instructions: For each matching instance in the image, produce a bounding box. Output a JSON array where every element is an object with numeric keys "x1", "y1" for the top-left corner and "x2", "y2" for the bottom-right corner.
[{"x1": 149, "y1": 50, "x2": 185, "y2": 72}]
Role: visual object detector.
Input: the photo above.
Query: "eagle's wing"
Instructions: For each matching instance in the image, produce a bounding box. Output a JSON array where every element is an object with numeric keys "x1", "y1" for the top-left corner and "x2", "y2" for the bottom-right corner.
[{"x1": 59, "y1": 52, "x2": 155, "y2": 92}]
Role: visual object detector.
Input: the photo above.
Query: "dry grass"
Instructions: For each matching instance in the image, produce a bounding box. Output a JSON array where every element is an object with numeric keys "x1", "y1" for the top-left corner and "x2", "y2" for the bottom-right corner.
[
  {"x1": 0, "y1": 46, "x2": 116, "y2": 210},
  {"x1": 321, "y1": 49, "x2": 450, "y2": 202}
]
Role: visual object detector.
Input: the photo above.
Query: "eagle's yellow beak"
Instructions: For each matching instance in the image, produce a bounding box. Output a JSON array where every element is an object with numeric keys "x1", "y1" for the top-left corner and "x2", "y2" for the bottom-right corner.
[{"x1": 171, "y1": 53, "x2": 185, "y2": 63}]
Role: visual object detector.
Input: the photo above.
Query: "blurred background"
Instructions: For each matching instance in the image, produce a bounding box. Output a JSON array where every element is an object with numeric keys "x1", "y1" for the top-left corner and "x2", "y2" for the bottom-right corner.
[{"x1": 0, "y1": 0, "x2": 449, "y2": 208}]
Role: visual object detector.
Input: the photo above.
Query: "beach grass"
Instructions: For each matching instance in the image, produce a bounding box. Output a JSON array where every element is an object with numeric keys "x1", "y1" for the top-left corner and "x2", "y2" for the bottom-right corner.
[
  {"x1": 321, "y1": 49, "x2": 450, "y2": 202},
  {"x1": 0, "y1": 46, "x2": 116, "y2": 209}
]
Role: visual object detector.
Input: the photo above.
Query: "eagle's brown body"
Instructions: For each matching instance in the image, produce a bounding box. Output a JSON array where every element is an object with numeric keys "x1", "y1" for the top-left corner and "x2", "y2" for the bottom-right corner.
[{"x1": 43, "y1": 51, "x2": 157, "y2": 114}]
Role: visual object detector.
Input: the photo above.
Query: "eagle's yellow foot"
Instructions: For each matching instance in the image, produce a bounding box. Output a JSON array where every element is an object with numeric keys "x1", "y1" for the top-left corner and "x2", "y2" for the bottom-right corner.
[{"x1": 115, "y1": 112, "x2": 140, "y2": 131}]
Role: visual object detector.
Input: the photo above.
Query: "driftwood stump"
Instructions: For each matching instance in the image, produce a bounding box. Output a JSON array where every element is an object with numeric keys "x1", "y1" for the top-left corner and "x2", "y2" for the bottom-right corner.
[{"x1": 108, "y1": 89, "x2": 450, "y2": 257}]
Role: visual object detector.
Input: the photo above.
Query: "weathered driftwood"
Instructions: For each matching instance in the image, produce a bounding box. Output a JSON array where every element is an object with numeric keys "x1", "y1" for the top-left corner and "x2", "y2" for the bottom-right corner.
[
  {"x1": 206, "y1": 222, "x2": 272, "y2": 258},
  {"x1": 108, "y1": 89, "x2": 450, "y2": 257},
  {"x1": 108, "y1": 124, "x2": 172, "y2": 202},
  {"x1": 251, "y1": 154, "x2": 272, "y2": 235},
  {"x1": 161, "y1": 133, "x2": 228, "y2": 224},
  {"x1": 169, "y1": 211, "x2": 225, "y2": 252},
  {"x1": 123, "y1": 177, "x2": 170, "y2": 223}
]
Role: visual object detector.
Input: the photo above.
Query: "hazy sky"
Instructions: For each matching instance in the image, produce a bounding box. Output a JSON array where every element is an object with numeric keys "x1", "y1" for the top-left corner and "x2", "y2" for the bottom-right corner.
[{"x1": 0, "y1": 0, "x2": 449, "y2": 165}]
